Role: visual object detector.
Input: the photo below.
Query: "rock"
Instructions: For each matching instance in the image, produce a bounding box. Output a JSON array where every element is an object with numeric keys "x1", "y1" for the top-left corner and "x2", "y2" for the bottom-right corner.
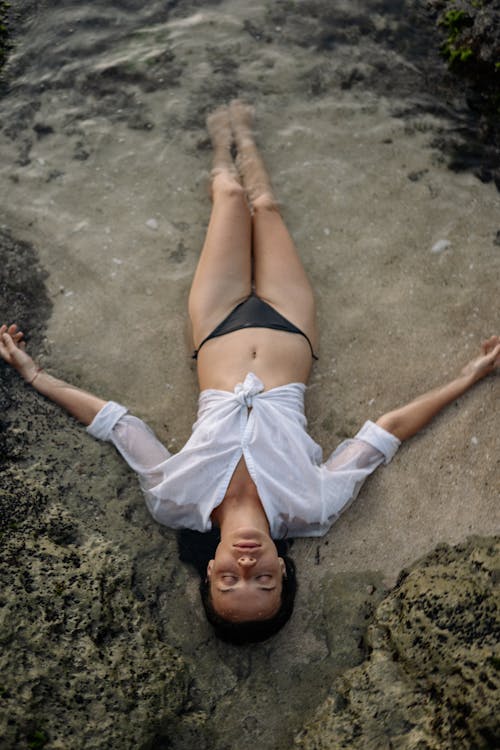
[
  {"x1": 0, "y1": 0, "x2": 12, "y2": 81},
  {"x1": 294, "y1": 536, "x2": 500, "y2": 750},
  {"x1": 428, "y1": 1, "x2": 500, "y2": 114},
  {"x1": 431, "y1": 238, "x2": 451, "y2": 253},
  {"x1": 0, "y1": 509, "x2": 189, "y2": 749}
]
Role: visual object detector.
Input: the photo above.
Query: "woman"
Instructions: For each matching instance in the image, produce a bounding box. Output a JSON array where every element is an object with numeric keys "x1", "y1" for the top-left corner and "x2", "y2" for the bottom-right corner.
[{"x1": 1, "y1": 101, "x2": 499, "y2": 644}]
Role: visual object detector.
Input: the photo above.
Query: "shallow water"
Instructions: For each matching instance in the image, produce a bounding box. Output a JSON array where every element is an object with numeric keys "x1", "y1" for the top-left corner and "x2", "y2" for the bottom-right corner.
[{"x1": 1, "y1": 1, "x2": 499, "y2": 748}]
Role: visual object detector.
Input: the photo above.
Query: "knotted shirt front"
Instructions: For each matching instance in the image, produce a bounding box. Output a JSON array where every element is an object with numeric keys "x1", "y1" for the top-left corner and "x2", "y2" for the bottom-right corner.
[{"x1": 87, "y1": 372, "x2": 400, "y2": 538}]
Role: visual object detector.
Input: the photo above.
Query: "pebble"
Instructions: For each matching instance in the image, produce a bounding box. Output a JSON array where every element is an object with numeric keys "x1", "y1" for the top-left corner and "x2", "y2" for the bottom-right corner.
[
  {"x1": 470, "y1": 436, "x2": 479, "y2": 446},
  {"x1": 431, "y1": 239, "x2": 451, "y2": 254},
  {"x1": 146, "y1": 218, "x2": 159, "y2": 230}
]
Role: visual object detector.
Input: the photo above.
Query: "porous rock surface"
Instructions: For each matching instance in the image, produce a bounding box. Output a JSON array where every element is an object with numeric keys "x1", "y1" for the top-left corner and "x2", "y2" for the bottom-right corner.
[
  {"x1": 429, "y1": 0, "x2": 500, "y2": 73},
  {"x1": 0, "y1": 506, "x2": 189, "y2": 750},
  {"x1": 294, "y1": 536, "x2": 500, "y2": 750}
]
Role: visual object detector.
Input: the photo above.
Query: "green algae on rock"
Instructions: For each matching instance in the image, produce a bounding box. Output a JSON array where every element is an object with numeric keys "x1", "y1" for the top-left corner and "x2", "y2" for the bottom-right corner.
[
  {"x1": 294, "y1": 536, "x2": 500, "y2": 750},
  {"x1": 429, "y1": 1, "x2": 500, "y2": 112}
]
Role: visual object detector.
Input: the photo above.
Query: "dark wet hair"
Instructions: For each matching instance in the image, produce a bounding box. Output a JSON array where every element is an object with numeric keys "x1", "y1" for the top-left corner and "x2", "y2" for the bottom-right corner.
[{"x1": 177, "y1": 528, "x2": 297, "y2": 645}]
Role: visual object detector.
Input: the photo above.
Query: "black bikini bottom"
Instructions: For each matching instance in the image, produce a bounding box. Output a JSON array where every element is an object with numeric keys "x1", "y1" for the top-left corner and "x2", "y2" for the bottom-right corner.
[{"x1": 192, "y1": 293, "x2": 318, "y2": 360}]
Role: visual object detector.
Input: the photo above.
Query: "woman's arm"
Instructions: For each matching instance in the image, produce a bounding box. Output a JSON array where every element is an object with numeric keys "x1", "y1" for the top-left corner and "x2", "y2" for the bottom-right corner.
[
  {"x1": 0, "y1": 323, "x2": 106, "y2": 426},
  {"x1": 376, "y1": 336, "x2": 500, "y2": 441}
]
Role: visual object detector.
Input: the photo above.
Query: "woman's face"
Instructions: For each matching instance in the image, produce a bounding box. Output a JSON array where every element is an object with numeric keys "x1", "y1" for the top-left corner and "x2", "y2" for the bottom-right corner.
[{"x1": 207, "y1": 530, "x2": 286, "y2": 622}]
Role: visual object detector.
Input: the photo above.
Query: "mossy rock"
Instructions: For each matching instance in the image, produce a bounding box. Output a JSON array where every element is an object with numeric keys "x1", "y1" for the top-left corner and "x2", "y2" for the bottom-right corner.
[{"x1": 295, "y1": 536, "x2": 500, "y2": 750}]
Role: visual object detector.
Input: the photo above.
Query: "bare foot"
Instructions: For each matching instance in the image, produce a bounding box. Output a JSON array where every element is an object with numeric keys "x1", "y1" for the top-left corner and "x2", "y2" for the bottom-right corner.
[
  {"x1": 206, "y1": 105, "x2": 232, "y2": 149},
  {"x1": 229, "y1": 99, "x2": 255, "y2": 143},
  {"x1": 229, "y1": 100, "x2": 277, "y2": 207}
]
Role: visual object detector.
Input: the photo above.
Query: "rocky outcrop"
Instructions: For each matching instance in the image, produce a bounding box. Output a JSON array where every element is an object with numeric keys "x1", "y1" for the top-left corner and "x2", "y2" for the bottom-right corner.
[
  {"x1": 428, "y1": 0, "x2": 500, "y2": 138},
  {"x1": 294, "y1": 536, "x2": 500, "y2": 750},
  {"x1": 0, "y1": 1, "x2": 11, "y2": 79},
  {"x1": 0, "y1": 229, "x2": 194, "y2": 750},
  {"x1": 429, "y1": 1, "x2": 500, "y2": 78},
  {"x1": 0, "y1": 505, "x2": 189, "y2": 749}
]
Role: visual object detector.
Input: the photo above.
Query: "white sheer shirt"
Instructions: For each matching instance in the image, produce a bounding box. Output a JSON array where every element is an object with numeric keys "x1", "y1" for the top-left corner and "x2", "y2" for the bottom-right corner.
[{"x1": 87, "y1": 372, "x2": 400, "y2": 538}]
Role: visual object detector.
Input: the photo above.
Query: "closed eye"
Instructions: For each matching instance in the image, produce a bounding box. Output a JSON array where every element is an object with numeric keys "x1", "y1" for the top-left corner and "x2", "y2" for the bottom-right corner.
[
  {"x1": 217, "y1": 585, "x2": 277, "y2": 593},
  {"x1": 221, "y1": 575, "x2": 238, "y2": 583}
]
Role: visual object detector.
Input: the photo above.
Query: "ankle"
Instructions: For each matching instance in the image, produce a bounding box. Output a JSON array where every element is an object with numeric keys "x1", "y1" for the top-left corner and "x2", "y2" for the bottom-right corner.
[
  {"x1": 251, "y1": 192, "x2": 279, "y2": 212},
  {"x1": 210, "y1": 171, "x2": 245, "y2": 200}
]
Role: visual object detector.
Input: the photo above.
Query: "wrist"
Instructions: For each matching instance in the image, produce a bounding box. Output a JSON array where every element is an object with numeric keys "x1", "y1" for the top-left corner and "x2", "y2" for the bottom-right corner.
[
  {"x1": 457, "y1": 368, "x2": 483, "y2": 389},
  {"x1": 26, "y1": 366, "x2": 44, "y2": 386},
  {"x1": 20, "y1": 360, "x2": 41, "y2": 384}
]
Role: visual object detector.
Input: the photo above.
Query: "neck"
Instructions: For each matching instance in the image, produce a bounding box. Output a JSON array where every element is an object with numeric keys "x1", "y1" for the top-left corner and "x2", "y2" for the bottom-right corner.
[
  {"x1": 211, "y1": 460, "x2": 270, "y2": 537},
  {"x1": 215, "y1": 494, "x2": 270, "y2": 537}
]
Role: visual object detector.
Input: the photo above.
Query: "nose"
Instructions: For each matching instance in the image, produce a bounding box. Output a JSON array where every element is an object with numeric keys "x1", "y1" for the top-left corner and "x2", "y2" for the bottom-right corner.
[{"x1": 238, "y1": 555, "x2": 257, "y2": 568}]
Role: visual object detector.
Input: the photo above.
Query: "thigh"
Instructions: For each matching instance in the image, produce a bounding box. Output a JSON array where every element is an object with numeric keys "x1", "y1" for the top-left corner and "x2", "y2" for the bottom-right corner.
[
  {"x1": 252, "y1": 198, "x2": 318, "y2": 351},
  {"x1": 188, "y1": 175, "x2": 252, "y2": 347}
]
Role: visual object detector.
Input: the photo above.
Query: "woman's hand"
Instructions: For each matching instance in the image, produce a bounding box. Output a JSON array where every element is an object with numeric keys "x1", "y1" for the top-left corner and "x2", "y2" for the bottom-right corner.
[
  {"x1": 1, "y1": 322, "x2": 107, "y2": 425},
  {"x1": 0, "y1": 323, "x2": 38, "y2": 382},
  {"x1": 460, "y1": 335, "x2": 500, "y2": 383},
  {"x1": 377, "y1": 335, "x2": 499, "y2": 441}
]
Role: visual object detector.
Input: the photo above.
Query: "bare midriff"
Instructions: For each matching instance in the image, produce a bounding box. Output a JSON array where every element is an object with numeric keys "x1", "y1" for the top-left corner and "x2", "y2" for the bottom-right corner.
[{"x1": 196, "y1": 327, "x2": 314, "y2": 392}]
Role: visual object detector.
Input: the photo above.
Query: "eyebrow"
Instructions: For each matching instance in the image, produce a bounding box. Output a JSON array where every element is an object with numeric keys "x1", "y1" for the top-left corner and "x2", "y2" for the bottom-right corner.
[{"x1": 217, "y1": 586, "x2": 277, "y2": 594}]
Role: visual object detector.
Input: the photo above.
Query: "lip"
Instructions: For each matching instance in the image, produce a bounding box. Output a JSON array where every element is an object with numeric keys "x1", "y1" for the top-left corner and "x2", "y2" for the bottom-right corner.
[{"x1": 233, "y1": 543, "x2": 261, "y2": 550}]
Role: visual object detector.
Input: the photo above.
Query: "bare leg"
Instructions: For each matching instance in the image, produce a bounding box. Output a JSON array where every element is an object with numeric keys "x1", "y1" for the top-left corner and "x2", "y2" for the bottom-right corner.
[
  {"x1": 188, "y1": 106, "x2": 252, "y2": 348},
  {"x1": 230, "y1": 100, "x2": 318, "y2": 352}
]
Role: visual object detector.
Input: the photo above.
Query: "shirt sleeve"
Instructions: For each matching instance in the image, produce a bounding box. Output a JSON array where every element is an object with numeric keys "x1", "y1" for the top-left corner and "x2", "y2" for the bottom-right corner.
[
  {"x1": 87, "y1": 401, "x2": 171, "y2": 482},
  {"x1": 320, "y1": 420, "x2": 400, "y2": 526},
  {"x1": 326, "y1": 420, "x2": 400, "y2": 469}
]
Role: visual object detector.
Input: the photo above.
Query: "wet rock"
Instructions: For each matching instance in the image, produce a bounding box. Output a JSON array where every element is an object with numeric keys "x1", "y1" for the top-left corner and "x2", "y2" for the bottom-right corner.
[
  {"x1": 294, "y1": 536, "x2": 500, "y2": 750},
  {"x1": 169, "y1": 240, "x2": 187, "y2": 263},
  {"x1": 0, "y1": 0, "x2": 12, "y2": 81},
  {"x1": 426, "y1": 1, "x2": 500, "y2": 184},
  {"x1": 0, "y1": 516, "x2": 189, "y2": 749},
  {"x1": 429, "y1": 1, "x2": 500, "y2": 86},
  {"x1": 33, "y1": 122, "x2": 54, "y2": 138},
  {"x1": 73, "y1": 140, "x2": 90, "y2": 160},
  {"x1": 407, "y1": 169, "x2": 428, "y2": 182}
]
